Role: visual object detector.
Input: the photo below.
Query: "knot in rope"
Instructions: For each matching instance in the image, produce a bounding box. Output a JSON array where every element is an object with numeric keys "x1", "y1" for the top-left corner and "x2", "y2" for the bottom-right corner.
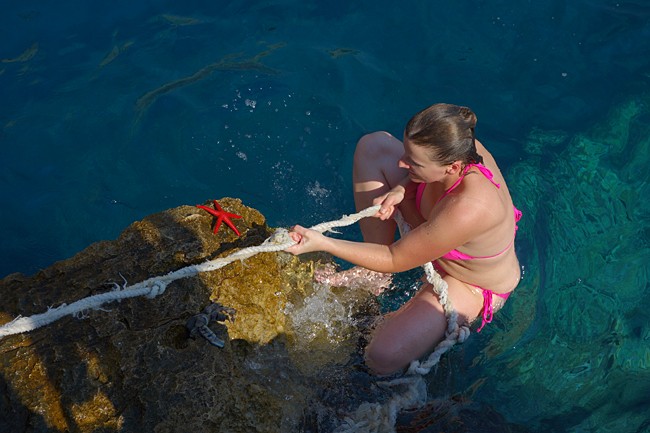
[
  {"x1": 457, "y1": 325, "x2": 471, "y2": 343},
  {"x1": 145, "y1": 281, "x2": 168, "y2": 299},
  {"x1": 263, "y1": 228, "x2": 295, "y2": 246},
  {"x1": 406, "y1": 360, "x2": 429, "y2": 377}
]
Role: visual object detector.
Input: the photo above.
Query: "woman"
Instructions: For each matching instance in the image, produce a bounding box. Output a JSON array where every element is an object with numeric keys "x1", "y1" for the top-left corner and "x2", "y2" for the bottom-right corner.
[{"x1": 285, "y1": 103, "x2": 522, "y2": 375}]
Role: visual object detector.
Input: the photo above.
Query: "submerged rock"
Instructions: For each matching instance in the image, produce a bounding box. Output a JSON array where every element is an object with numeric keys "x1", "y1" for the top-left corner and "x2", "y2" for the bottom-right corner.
[{"x1": 470, "y1": 95, "x2": 650, "y2": 433}]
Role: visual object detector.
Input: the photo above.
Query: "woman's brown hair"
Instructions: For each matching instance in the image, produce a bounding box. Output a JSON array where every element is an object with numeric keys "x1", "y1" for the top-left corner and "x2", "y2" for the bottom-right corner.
[{"x1": 405, "y1": 103, "x2": 483, "y2": 165}]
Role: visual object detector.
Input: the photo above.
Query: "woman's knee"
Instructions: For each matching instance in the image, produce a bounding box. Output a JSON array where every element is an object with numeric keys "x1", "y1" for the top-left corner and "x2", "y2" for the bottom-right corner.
[
  {"x1": 354, "y1": 131, "x2": 400, "y2": 162},
  {"x1": 364, "y1": 342, "x2": 409, "y2": 376},
  {"x1": 363, "y1": 289, "x2": 450, "y2": 375}
]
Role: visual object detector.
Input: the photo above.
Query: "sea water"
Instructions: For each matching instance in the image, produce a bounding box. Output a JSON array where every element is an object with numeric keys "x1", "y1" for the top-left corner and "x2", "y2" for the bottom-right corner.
[{"x1": 2, "y1": 1, "x2": 650, "y2": 432}]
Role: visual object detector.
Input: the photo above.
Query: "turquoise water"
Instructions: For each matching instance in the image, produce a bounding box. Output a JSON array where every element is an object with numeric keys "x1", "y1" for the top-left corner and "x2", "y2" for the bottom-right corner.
[{"x1": 2, "y1": 1, "x2": 650, "y2": 432}]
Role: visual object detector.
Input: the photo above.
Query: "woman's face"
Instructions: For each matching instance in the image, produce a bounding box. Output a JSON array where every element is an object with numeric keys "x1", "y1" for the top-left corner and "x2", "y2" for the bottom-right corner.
[{"x1": 398, "y1": 137, "x2": 447, "y2": 183}]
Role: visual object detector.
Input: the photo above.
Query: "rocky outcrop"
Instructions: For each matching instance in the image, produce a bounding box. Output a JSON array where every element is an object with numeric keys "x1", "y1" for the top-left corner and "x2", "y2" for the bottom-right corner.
[{"x1": 0, "y1": 198, "x2": 337, "y2": 432}]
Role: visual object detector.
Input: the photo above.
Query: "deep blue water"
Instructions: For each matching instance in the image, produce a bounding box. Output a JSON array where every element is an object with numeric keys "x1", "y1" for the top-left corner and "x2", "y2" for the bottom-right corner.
[{"x1": 2, "y1": 1, "x2": 650, "y2": 432}]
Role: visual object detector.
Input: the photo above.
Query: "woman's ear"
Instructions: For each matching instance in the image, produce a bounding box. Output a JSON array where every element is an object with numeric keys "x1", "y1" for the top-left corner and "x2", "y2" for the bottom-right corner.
[{"x1": 447, "y1": 161, "x2": 463, "y2": 174}]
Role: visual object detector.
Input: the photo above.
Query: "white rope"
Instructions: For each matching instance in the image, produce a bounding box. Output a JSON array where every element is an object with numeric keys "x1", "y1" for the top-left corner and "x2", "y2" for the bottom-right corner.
[{"x1": 0, "y1": 205, "x2": 381, "y2": 339}]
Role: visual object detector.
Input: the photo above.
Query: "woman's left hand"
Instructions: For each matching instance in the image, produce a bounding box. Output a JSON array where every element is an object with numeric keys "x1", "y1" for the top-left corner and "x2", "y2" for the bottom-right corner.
[
  {"x1": 284, "y1": 225, "x2": 328, "y2": 255},
  {"x1": 372, "y1": 190, "x2": 402, "y2": 220}
]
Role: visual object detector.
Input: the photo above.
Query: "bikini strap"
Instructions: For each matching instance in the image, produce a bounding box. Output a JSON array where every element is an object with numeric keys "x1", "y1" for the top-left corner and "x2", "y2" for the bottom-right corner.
[
  {"x1": 476, "y1": 288, "x2": 495, "y2": 332},
  {"x1": 435, "y1": 163, "x2": 500, "y2": 205},
  {"x1": 468, "y1": 163, "x2": 501, "y2": 188}
]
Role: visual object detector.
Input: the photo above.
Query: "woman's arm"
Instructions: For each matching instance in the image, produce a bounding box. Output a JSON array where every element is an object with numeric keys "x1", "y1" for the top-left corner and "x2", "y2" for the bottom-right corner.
[
  {"x1": 285, "y1": 225, "x2": 396, "y2": 271},
  {"x1": 285, "y1": 195, "x2": 490, "y2": 273}
]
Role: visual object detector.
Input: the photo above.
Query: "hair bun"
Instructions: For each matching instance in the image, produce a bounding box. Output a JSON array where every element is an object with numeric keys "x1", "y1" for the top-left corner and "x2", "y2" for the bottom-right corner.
[{"x1": 458, "y1": 106, "x2": 477, "y2": 128}]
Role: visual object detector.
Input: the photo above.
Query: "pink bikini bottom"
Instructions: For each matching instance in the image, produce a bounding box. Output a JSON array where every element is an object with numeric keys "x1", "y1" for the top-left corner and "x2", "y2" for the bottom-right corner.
[{"x1": 432, "y1": 262, "x2": 512, "y2": 332}]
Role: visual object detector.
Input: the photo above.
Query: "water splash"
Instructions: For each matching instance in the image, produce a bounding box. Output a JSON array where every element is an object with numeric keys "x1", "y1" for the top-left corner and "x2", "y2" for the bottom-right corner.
[
  {"x1": 283, "y1": 283, "x2": 379, "y2": 377},
  {"x1": 285, "y1": 283, "x2": 358, "y2": 345}
]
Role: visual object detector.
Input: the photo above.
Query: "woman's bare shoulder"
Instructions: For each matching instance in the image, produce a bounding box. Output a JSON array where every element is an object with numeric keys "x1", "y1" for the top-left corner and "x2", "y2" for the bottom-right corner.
[
  {"x1": 475, "y1": 139, "x2": 507, "y2": 183},
  {"x1": 475, "y1": 139, "x2": 494, "y2": 161}
]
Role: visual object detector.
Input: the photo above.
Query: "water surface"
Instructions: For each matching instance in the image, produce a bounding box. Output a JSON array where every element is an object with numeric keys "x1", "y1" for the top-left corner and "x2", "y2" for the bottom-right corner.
[{"x1": 2, "y1": 1, "x2": 650, "y2": 432}]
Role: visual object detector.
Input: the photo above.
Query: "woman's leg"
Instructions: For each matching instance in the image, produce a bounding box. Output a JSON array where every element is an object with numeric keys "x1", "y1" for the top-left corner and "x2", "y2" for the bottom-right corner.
[
  {"x1": 353, "y1": 131, "x2": 408, "y2": 245},
  {"x1": 364, "y1": 275, "x2": 486, "y2": 376}
]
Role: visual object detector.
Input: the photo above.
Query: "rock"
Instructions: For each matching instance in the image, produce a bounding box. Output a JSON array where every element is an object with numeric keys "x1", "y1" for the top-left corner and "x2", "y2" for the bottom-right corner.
[{"x1": 0, "y1": 198, "x2": 332, "y2": 433}]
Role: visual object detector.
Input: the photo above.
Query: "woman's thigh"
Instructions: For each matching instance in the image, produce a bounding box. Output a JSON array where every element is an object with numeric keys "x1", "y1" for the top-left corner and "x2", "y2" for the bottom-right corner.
[
  {"x1": 352, "y1": 131, "x2": 407, "y2": 244},
  {"x1": 364, "y1": 275, "x2": 485, "y2": 375}
]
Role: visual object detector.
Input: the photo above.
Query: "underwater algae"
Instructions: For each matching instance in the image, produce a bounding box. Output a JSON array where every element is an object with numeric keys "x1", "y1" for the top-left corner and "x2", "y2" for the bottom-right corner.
[
  {"x1": 1, "y1": 42, "x2": 38, "y2": 63},
  {"x1": 159, "y1": 14, "x2": 203, "y2": 27},
  {"x1": 134, "y1": 44, "x2": 284, "y2": 117},
  {"x1": 327, "y1": 48, "x2": 360, "y2": 58},
  {"x1": 99, "y1": 42, "x2": 134, "y2": 68}
]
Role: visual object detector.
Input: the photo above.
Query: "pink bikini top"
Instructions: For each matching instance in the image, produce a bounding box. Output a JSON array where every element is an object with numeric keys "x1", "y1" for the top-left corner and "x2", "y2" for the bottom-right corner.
[{"x1": 415, "y1": 163, "x2": 522, "y2": 261}]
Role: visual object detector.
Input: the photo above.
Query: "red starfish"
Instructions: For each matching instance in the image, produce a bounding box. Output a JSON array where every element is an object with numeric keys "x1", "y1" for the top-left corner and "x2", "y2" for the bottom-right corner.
[{"x1": 196, "y1": 200, "x2": 242, "y2": 236}]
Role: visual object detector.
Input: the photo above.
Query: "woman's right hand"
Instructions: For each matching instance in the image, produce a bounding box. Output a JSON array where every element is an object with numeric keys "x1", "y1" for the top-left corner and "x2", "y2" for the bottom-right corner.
[{"x1": 284, "y1": 225, "x2": 328, "y2": 255}]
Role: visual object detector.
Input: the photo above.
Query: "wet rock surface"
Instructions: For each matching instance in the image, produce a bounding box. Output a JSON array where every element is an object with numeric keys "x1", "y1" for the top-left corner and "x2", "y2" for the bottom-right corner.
[{"x1": 0, "y1": 198, "x2": 315, "y2": 432}]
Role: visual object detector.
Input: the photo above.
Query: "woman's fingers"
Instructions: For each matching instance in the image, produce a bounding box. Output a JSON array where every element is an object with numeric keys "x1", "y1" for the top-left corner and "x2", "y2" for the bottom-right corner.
[
  {"x1": 378, "y1": 205, "x2": 393, "y2": 220},
  {"x1": 372, "y1": 194, "x2": 391, "y2": 219},
  {"x1": 288, "y1": 231, "x2": 302, "y2": 243},
  {"x1": 372, "y1": 189, "x2": 404, "y2": 220},
  {"x1": 284, "y1": 225, "x2": 316, "y2": 255}
]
